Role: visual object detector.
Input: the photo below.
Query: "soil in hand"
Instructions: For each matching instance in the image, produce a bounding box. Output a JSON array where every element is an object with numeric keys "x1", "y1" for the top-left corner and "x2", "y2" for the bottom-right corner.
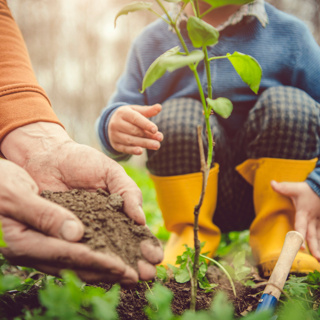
[{"x1": 41, "y1": 189, "x2": 160, "y2": 272}]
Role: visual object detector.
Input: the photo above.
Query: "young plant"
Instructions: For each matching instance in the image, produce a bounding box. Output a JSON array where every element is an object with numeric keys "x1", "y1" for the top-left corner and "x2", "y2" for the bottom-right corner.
[
  {"x1": 167, "y1": 244, "x2": 218, "y2": 292},
  {"x1": 221, "y1": 251, "x2": 255, "y2": 287},
  {"x1": 115, "y1": 0, "x2": 262, "y2": 310}
]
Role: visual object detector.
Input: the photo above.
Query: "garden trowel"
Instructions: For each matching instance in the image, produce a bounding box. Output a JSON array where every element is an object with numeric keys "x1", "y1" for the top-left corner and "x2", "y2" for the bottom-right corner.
[{"x1": 255, "y1": 230, "x2": 304, "y2": 319}]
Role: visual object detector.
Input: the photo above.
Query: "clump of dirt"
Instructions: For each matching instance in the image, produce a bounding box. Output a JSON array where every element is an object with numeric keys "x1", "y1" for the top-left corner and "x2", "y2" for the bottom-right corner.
[{"x1": 41, "y1": 189, "x2": 160, "y2": 272}]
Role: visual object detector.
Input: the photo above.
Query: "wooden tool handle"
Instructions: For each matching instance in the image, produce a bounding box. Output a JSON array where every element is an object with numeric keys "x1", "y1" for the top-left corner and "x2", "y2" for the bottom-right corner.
[{"x1": 263, "y1": 231, "x2": 304, "y2": 300}]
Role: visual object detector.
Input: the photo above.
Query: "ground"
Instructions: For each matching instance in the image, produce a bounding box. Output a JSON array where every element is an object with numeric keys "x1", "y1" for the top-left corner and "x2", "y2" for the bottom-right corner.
[{"x1": 0, "y1": 188, "x2": 318, "y2": 319}]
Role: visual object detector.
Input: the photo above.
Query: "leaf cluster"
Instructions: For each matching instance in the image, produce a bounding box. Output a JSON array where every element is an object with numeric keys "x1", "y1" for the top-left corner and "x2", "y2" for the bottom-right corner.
[
  {"x1": 146, "y1": 282, "x2": 272, "y2": 320},
  {"x1": 114, "y1": 0, "x2": 262, "y2": 121},
  {"x1": 14, "y1": 271, "x2": 120, "y2": 320},
  {"x1": 222, "y1": 251, "x2": 254, "y2": 286},
  {"x1": 166, "y1": 244, "x2": 217, "y2": 292}
]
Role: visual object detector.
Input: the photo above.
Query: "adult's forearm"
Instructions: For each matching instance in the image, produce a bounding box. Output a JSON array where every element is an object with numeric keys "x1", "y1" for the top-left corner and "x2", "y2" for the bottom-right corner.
[{"x1": 0, "y1": 0, "x2": 62, "y2": 143}]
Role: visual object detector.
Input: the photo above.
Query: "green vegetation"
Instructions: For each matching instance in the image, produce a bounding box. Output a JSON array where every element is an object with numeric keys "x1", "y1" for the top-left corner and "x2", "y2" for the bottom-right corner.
[
  {"x1": 122, "y1": 164, "x2": 170, "y2": 242},
  {"x1": 0, "y1": 165, "x2": 318, "y2": 319}
]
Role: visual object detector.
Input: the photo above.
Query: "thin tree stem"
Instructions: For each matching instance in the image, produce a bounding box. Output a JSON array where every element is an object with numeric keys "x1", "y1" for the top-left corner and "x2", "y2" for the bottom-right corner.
[{"x1": 190, "y1": 126, "x2": 210, "y2": 311}]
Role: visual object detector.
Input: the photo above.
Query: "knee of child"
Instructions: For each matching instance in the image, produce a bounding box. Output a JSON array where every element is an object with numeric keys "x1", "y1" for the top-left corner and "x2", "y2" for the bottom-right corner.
[{"x1": 250, "y1": 86, "x2": 318, "y2": 129}]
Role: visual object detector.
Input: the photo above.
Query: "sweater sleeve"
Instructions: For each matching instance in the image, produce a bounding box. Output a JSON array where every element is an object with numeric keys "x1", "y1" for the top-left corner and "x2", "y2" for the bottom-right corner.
[
  {"x1": 291, "y1": 23, "x2": 320, "y2": 197},
  {"x1": 0, "y1": 0, "x2": 62, "y2": 143}
]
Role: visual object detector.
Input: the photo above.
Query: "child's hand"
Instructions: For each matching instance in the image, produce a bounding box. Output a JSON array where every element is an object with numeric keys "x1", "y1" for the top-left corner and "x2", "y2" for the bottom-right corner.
[
  {"x1": 271, "y1": 180, "x2": 320, "y2": 261},
  {"x1": 108, "y1": 104, "x2": 163, "y2": 155}
]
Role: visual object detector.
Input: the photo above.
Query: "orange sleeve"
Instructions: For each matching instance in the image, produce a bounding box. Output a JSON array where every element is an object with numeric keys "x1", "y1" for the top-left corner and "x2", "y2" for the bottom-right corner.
[{"x1": 0, "y1": 0, "x2": 63, "y2": 142}]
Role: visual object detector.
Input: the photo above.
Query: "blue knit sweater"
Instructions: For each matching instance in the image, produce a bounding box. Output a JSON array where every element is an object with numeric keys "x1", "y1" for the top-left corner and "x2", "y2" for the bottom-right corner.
[{"x1": 97, "y1": 3, "x2": 320, "y2": 196}]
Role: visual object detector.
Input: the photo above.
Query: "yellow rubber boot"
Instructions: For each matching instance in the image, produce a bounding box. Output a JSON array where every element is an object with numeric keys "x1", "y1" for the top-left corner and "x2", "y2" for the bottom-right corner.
[
  {"x1": 236, "y1": 158, "x2": 320, "y2": 277},
  {"x1": 150, "y1": 165, "x2": 221, "y2": 266}
]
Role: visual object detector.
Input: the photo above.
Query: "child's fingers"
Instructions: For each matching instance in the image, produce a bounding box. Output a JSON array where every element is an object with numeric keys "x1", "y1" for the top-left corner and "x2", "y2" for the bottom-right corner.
[
  {"x1": 306, "y1": 221, "x2": 320, "y2": 261},
  {"x1": 112, "y1": 132, "x2": 161, "y2": 154},
  {"x1": 122, "y1": 109, "x2": 159, "y2": 134},
  {"x1": 115, "y1": 120, "x2": 163, "y2": 141},
  {"x1": 294, "y1": 209, "x2": 308, "y2": 249},
  {"x1": 131, "y1": 104, "x2": 162, "y2": 118}
]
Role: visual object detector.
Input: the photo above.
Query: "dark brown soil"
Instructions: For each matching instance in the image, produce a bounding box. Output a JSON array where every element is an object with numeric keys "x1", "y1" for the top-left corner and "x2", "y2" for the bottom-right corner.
[
  {"x1": 98, "y1": 266, "x2": 263, "y2": 319},
  {"x1": 0, "y1": 265, "x2": 263, "y2": 319},
  {"x1": 38, "y1": 189, "x2": 263, "y2": 318},
  {"x1": 41, "y1": 189, "x2": 160, "y2": 272},
  {"x1": 0, "y1": 189, "x2": 265, "y2": 319}
]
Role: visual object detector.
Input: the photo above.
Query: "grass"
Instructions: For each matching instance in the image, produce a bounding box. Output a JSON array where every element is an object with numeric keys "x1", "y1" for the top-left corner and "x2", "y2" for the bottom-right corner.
[{"x1": 122, "y1": 164, "x2": 170, "y2": 242}]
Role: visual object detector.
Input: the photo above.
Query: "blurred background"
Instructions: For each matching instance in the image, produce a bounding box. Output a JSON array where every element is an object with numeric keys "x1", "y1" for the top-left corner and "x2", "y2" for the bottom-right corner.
[{"x1": 8, "y1": 0, "x2": 320, "y2": 152}]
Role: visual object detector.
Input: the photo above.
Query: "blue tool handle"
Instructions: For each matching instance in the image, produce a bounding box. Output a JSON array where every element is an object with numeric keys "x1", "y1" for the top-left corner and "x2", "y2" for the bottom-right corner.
[{"x1": 256, "y1": 293, "x2": 278, "y2": 313}]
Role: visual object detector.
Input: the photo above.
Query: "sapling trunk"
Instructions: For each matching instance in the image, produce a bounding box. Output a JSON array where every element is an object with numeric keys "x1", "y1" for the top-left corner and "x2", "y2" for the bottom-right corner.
[
  {"x1": 154, "y1": 1, "x2": 215, "y2": 311},
  {"x1": 190, "y1": 125, "x2": 211, "y2": 311}
]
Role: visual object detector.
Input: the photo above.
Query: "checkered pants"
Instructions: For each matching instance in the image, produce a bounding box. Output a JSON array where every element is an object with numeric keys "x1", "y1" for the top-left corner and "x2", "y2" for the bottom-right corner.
[{"x1": 147, "y1": 87, "x2": 320, "y2": 232}]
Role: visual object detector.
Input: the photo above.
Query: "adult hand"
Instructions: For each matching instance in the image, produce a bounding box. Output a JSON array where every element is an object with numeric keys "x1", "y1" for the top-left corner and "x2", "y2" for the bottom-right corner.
[
  {"x1": 0, "y1": 122, "x2": 163, "y2": 282},
  {"x1": 108, "y1": 104, "x2": 163, "y2": 155},
  {"x1": 271, "y1": 180, "x2": 320, "y2": 261},
  {"x1": 0, "y1": 160, "x2": 139, "y2": 285}
]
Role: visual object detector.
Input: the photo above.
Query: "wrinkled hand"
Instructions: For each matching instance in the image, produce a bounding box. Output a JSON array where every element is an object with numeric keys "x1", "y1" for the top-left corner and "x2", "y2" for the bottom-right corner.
[
  {"x1": 0, "y1": 160, "x2": 141, "y2": 284},
  {"x1": 0, "y1": 123, "x2": 163, "y2": 282},
  {"x1": 271, "y1": 180, "x2": 320, "y2": 261},
  {"x1": 109, "y1": 104, "x2": 163, "y2": 155}
]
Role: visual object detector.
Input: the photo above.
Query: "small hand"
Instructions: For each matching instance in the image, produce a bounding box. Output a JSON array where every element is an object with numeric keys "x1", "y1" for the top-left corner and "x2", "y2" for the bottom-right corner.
[
  {"x1": 108, "y1": 104, "x2": 163, "y2": 155},
  {"x1": 271, "y1": 180, "x2": 320, "y2": 261}
]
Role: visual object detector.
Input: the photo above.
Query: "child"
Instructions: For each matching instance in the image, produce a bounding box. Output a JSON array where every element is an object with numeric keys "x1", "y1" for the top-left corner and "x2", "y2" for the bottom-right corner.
[{"x1": 96, "y1": 0, "x2": 320, "y2": 277}]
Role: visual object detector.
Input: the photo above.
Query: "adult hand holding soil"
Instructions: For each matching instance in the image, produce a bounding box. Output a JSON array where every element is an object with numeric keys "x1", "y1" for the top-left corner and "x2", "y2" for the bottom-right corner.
[
  {"x1": 0, "y1": 159, "x2": 139, "y2": 285},
  {"x1": 0, "y1": 122, "x2": 163, "y2": 281},
  {"x1": 108, "y1": 104, "x2": 163, "y2": 155},
  {"x1": 271, "y1": 180, "x2": 320, "y2": 261}
]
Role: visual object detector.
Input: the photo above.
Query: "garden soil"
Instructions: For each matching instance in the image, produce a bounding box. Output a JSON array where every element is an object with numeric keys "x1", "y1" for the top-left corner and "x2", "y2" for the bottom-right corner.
[
  {"x1": 0, "y1": 189, "x2": 264, "y2": 319},
  {"x1": 41, "y1": 189, "x2": 160, "y2": 273}
]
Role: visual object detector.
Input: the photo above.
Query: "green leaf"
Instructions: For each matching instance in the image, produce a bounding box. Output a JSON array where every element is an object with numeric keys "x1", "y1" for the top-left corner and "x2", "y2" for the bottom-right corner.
[
  {"x1": 198, "y1": 261, "x2": 208, "y2": 279},
  {"x1": 165, "y1": 50, "x2": 204, "y2": 72},
  {"x1": 156, "y1": 265, "x2": 168, "y2": 282},
  {"x1": 167, "y1": 263, "x2": 178, "y2": 272},
  {"x1": 226, "y1": 52, "x2": 262, "y2": 94},
  {"x1": 0, "y1": 223, "x2": 6, "y2": 248},
  {"x1": 284, "y1": 275, "x2": 309, "y2": 297},
  {"x1": 181, "y1": 310, "x2": 211, "y2": 320},
  {"x1": 207, "y1": 97, "x2": 233, "y2": 119},
  {"x1": 141, "y1": 46, "x2": 179, "y2": 93},
  {"x1": 202, "y1": 0, "x2": 254, "y2": 10},
  {"x1": 231, "y1": 251, "x2": 251, "y2": 281},
  {"x1": 232, "y1": 251, "x2": 246, "y2": 268},
  {"x1": 198, "y1": 277, "x2": 218, "y2": 291},
  {"x1": 39, "y1": 271, "x2": 84, "y2": 319},
  {"x1": 187, "y1": 16, "x2": 219, "y2": 48},
  {"x1": 163, "y1": 0, "x2": 181, "y2": 2},
  {"x1": 145, "y1": 283, "x2": 177, "y2": 320},
  {"x1": 174, "y1": 267, "x2": 191, "y2": 283},
  {"x1": 141, "y1": 47, "x2": 204, "y2": 92},
  {"x1": 210, "y1": 292, "x2": 234, "y2": 320},
  {"x1": 114, "y1": 1, "x2": 153, "y2": 27},
  {"x1": 307, "y1": 270, "x2": 320, "y2": 285},
  {"x1": 0, "y1": 274, "x2": 21, "y2": 294},
  {"x1": 90, "y1": 285, "x2": 120, "y2": 320},
  {"x1": 242, "y1": 310, "x2": 272, "y2": 320}
]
